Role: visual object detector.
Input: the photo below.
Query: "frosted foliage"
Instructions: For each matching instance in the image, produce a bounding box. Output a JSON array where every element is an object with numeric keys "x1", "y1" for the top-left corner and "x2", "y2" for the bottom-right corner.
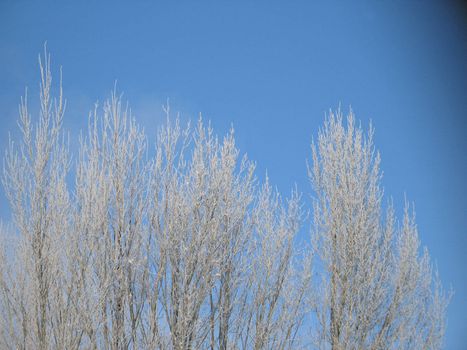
[
  {"x1": 309, "y1": 111, "x2": 450, "y2": 350},
  {"x1": 0, "y1": 51, "x2": 448, "y2": 349}
]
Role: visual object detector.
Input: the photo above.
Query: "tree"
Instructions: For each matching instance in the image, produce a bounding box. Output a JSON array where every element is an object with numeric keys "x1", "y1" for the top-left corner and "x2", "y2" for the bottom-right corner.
[
  {"x1": 0, "y1": 50, "x2": 449, "y2": 349},
  {"x1": 308, "y1": 111, "x2": 450, "y2": 350}
]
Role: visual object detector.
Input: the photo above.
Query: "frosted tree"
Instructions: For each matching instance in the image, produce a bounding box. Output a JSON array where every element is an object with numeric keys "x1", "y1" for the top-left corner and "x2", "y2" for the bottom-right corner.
[
  {"x1": 0, "y1": 47, "x2": 83, "y2": 349},
  {"x1": 308, "y1": 110, "x2": 450, "y2": 350},
  {"x1": 142, "y1": 115, "x2": 309, "y2": 349},
  {"x1": 72, "y1": 90, "x2": 150, "y2": 349}
]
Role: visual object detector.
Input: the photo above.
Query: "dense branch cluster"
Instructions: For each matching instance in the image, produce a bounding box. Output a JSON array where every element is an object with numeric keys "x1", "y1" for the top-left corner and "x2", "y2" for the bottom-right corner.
[{"x1": 0, "y1": 51, "x2": 449, "y2": 349}]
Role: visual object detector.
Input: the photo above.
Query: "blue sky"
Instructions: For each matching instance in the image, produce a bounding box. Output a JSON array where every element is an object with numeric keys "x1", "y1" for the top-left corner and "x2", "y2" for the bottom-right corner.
[{"x1": 0, "y1": 1, "x2": 466, "y2": 348}]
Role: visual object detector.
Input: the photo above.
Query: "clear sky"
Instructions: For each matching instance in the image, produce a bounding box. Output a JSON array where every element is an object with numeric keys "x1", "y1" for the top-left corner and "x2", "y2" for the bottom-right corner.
[{"x1": 0, "y1": 1, "x2": 466, "y2": 348}]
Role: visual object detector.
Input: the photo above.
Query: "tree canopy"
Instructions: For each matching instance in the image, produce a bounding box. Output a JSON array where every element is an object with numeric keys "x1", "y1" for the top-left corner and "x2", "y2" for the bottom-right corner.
[{"x1": 0, "y1": 49, "x2": 449, "y2": 350}]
